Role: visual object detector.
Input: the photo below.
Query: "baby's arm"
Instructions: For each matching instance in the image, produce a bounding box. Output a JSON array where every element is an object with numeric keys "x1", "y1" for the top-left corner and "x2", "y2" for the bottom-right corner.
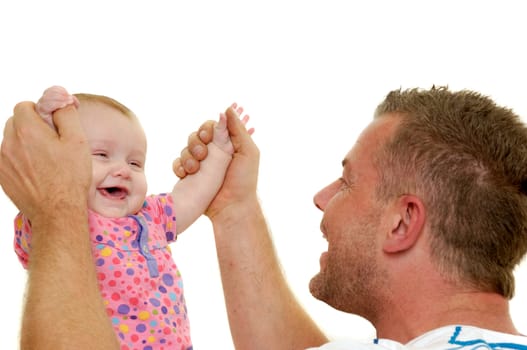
[
  {"x1": 171, "y1": 105, "x2": 248, "y2": 234},
  {"x1": 36, "y1": 85, "x2": 79, "y2": 127}
]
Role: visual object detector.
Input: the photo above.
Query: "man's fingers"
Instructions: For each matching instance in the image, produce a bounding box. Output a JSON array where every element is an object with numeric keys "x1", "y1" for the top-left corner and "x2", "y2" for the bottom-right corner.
[
  {"x1": 174, "y1": 146, "x2": 201, "y2": 176},
  {"x1": 10, "y1": 101, "x2": 57, "y2": 143},
  {"x1": 187, "y1": 130, "x2": 209, "y2": 161},
  {"x1": 11, "y1": 102, "x2": 42, "y2": 134},
  {"x1": 180, "y1": 147, "x2": 200, "y2": 174},
  {"x1": 197, "y1": 120, "x2": 215, "y2": 144},
  {"x1": 172, "y1": 158, "x2": 187, "y2": 179},
  {"x1": 173, "y1": 120, "x2": 216, "y2": 179},
  {"x1": 12, "y1": 101, "x2": 38, "y2": 123},
  {"x1": 52, "y1": 105, "x2": 86, "y2": 141},
  {"x1": 2, "y1": 115, "x2": 13, "y2": 139}
]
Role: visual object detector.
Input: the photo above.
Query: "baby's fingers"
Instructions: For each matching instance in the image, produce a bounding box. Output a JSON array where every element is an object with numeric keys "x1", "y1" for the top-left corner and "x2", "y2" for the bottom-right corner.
[{"x1": 229, "y1": 102, "x2": 254, "y2": 135}]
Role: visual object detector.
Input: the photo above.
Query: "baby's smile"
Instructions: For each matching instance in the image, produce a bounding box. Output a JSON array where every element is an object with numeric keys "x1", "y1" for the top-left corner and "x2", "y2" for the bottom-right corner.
[{"x1": 98, "y1": 186, "x2": 129, "y2": 200}]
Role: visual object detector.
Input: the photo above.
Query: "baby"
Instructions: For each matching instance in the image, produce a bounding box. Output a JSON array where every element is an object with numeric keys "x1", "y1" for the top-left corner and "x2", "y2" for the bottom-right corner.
[{"x1": 14, "y1": 86, "x2": 249, "y2": 350}]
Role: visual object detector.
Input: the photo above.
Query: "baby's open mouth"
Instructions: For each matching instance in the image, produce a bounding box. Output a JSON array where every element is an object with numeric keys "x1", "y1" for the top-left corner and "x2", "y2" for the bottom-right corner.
[{"x1": 99, "y1": 187, "x2": 128, "y2": 200}]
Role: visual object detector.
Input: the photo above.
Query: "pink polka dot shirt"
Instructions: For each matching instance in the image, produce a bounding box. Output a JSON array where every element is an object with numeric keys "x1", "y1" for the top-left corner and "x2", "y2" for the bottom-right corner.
[{"x1": 14, "y1": 193, "x2": 193, "y2": 350}]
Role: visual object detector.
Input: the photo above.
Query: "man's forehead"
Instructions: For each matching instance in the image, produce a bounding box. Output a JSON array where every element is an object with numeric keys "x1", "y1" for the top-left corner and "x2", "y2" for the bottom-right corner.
[{"x1": 341, "y1": 116, "x2": 400, "y2": 167}]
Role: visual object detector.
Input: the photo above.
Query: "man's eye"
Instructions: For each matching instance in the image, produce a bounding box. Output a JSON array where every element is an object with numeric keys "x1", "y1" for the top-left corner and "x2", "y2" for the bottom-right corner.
[
  {"x1": 93, "y1": 152, "x2": 107, "y2": 158},
  {"x1": 339, "y1": 178, "x2": 352, "y2": 191}
]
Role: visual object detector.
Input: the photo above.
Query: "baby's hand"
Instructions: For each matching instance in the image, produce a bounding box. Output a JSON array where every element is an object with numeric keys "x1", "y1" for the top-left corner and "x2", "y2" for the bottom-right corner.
[
  {"x1": 36, "y1": 85, "x2": 80, "y2": 128},
  {"x1": 212, "y1": 103, "x2": 252, "y2": 155}
]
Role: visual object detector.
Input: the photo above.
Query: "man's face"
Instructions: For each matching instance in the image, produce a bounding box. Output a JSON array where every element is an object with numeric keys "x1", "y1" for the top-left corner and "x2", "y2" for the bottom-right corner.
[{"x1": 310, "y1": 116, "x2": 399, "y2": 318}]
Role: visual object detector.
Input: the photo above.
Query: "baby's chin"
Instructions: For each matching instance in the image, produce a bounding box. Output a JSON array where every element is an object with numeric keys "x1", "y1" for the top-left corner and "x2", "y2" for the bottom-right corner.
[
  {"x1": 89, "y1": 203, "x2": 141, "y2": 218},
  {"x1": 88, "y1": 194, "x2": 144, "y2": 218},
  {"x1": 90, "y1": 208, "x2": 129, "y2": 218}
]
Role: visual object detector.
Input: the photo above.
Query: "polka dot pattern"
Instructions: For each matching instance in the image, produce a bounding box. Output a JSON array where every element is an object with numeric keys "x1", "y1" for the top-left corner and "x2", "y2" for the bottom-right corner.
[{"x1": 14, "y1": 193, "x2": 193, "y2": 350}]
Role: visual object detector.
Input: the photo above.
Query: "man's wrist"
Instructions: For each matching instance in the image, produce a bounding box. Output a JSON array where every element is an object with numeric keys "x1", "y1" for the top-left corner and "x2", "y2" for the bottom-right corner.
[
  {"x1": 30, "y1": 201, "x2": 88, "y2": 238},
  {"x1": 209, "y1": 196, "x2": 262, "y2": 230}
]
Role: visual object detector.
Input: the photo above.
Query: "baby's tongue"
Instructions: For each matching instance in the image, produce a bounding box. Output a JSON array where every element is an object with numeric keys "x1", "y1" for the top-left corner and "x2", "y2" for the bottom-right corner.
[{"x1": 103, "y1": 187, "x2": 126, "y2": 199}]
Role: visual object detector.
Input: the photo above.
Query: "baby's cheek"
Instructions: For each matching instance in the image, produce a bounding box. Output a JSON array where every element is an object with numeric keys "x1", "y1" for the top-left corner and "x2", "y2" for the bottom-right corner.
[
  {"x1": 139, "y1": 175, "x2": 148, "y2": 196},
  {"x1": 133, "y1": 176, "x2": 149, "y2": 209}
]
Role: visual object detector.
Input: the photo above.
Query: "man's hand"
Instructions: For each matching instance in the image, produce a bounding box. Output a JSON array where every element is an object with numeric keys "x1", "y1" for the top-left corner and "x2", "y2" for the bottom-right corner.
[
  {"x1": 36, "y1": 85, "x2": 80, "y2": 128},
  {"x1": 172, "y1": 105, "x2": 259, "y2": 218},
  {"x1": 207, "y1": 106, "x2": 259, "y2": 219},
  {"x1": 0, "y1": 102, "x2": 91, "y2": 225},
  {"x1": 173, "y1": 120, "x2": 215, "y2": 178},
  {"x1": 173, "y1": 103, "x2": 253, "y2": 179}
]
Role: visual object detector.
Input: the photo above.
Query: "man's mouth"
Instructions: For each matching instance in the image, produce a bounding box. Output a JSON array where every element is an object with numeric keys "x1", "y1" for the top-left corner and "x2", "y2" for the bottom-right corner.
[
  {"x1": 99, "y1": 187, "x2": 128, "y2": 200},
  {"x1": 320, "y1": 220, "x2": 328, "y2": 241}
]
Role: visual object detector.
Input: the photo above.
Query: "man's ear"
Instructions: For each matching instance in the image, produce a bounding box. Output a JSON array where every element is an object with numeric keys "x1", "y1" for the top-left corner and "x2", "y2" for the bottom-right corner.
[{"x1": 383, "y1": 195, "x2": 425, "y2": 253}]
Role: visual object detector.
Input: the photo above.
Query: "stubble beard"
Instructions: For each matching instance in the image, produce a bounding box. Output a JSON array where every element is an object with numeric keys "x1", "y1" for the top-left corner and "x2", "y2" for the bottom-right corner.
[{"x1": 309, "y1": 218, "x2": 386, "y2": 320}]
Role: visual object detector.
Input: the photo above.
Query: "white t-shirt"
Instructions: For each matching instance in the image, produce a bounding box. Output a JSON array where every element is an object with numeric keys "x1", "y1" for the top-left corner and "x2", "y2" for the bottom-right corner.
[{"x1": 308, "y1": 325, "x2": 527, "y2": 349}]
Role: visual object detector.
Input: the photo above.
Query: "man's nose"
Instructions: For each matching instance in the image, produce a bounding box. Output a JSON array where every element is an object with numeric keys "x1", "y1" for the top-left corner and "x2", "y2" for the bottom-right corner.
[{"x1": 313, "y1": 180, "x2": 340, "y2": 211}]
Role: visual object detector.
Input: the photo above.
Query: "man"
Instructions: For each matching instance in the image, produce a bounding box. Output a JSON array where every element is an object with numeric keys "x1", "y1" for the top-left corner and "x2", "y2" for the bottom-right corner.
[
  {"x1": 2, "y1": 87, "x2": 527, "y2": 349},
  {"x1": 178, "y1": 86, "x2": 527, "y2": 349}
]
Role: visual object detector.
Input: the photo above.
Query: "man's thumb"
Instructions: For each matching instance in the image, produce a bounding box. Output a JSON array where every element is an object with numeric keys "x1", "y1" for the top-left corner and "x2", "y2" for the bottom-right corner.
[{"x1": 52, "y1": 105, "x2": 85, "y2": 141}]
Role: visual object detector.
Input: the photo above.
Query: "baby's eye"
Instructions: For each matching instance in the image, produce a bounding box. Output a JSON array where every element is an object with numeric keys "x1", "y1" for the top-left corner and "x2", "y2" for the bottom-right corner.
[
  {"x1": 129, "y1": 161, "x2": 143, "y2": 169},
  {"x1": 93, "y1": 152, "x2": 108, "y2": 158}
]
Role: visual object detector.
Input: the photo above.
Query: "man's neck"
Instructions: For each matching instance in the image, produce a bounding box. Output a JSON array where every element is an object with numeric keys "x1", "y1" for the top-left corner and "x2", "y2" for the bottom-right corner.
[{"x1": 374, "y1": 288, "x2": 518, "y2": 343}]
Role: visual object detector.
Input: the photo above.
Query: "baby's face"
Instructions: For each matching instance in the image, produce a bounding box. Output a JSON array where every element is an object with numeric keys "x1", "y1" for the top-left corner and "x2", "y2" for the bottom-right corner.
[{"x1": 78, "y1": 101, "x2": 148, "y2": 218}]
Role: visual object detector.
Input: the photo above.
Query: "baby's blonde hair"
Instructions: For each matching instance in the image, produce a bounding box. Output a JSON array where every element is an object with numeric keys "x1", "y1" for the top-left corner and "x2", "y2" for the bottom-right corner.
[{"x1": 73, "y1": 93, "x2": 137, "y2": 120}]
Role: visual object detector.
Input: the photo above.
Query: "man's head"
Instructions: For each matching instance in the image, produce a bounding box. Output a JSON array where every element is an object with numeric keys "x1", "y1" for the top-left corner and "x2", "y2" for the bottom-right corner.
[
  {"x1": 74, "y1": 94, "x2": 148, "y2": 218},
  {"x1": 373, "y1": 87, "x2": 527, "y2": 299},
  {"x1": 311, "y1": 86, "x2": 527, "y2": 320}
]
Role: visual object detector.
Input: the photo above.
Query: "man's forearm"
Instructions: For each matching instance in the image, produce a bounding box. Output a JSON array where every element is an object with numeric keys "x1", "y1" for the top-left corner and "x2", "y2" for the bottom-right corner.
[
  {"x1": 212, "y1": 199, "x2": 328, "y2": 350},
  {"x1": 21, "y1": 210, "x2": 119, "y2": 350}
]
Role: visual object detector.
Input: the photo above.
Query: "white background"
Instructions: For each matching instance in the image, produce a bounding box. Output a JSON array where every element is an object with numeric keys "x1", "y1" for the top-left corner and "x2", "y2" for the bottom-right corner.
[{"x1": 1, "y1": 1, "x2": 527, "y2": 348}]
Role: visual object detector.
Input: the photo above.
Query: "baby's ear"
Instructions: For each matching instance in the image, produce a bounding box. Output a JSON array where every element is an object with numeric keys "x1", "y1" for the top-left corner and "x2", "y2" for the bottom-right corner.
[{"x1": 383, "y1": 195, "x2": 425, "y2": 253}]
